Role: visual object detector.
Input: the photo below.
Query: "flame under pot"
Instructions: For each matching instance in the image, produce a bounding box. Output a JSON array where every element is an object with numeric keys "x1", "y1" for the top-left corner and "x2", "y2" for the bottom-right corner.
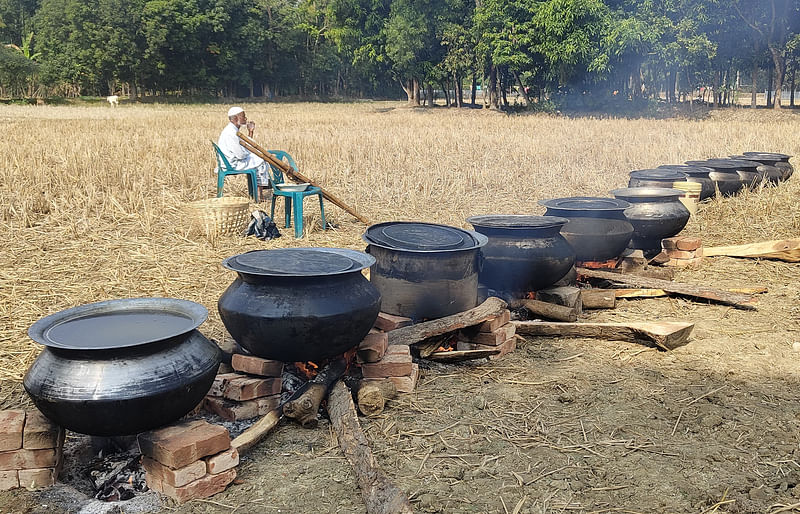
[
  {"x1": 610, "y1": 187, "x2": 690, "y2": 255},
  {"x1": 539, "y1": 197, "x2": 634, "y2": 262},
  {"x1": 467, "y1": 215, "x2": 575, "y2": 295},
  {"x1": 218, "y1": 248, "x2": 381, "y2": 362},
  {"x1": 23, "y1": 298, "x2": 221, "y2": 436},
  {"x1": 363, "y1": 222, "x2": 487, "y2": 320}
]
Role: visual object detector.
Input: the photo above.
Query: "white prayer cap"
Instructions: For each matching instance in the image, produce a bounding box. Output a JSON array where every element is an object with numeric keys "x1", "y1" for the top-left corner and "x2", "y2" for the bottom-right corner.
[{"x1": 227, "y1": 106, "x2": 244, "y2": 117}]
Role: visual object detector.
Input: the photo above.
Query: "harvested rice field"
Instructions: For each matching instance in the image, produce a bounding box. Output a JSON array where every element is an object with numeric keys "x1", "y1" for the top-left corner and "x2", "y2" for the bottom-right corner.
[{"x1": 1, "y1": 102, "x2": 799, "y2": 513}]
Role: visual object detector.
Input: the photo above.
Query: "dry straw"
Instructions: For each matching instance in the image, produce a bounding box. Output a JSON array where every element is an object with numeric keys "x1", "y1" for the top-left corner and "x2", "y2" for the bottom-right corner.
[{"x1": 0, "y1": 102, "x2": 798, "y2": 383}]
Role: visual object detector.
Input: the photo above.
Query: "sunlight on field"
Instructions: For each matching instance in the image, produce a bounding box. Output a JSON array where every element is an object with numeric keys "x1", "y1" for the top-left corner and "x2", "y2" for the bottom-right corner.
[{"x1": 0, "y1": 101, "x2": 798, "y2": 380}]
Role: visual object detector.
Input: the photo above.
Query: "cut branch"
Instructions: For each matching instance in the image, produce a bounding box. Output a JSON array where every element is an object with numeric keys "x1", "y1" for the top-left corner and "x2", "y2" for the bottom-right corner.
[
  {"x1": 327, "y1": 381, "x2": 413, "y2": 513},
  {"x1": 283, "y1": 358, "x2": 347, "y2": 427}
]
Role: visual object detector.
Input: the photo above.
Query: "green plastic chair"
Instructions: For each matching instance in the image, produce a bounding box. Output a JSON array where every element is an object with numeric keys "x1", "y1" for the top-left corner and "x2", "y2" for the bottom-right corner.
[
  {"x1": 212, "y1": 142, "x2": 259, "y2": 202},
  {"x1": 267, "y1": 150, "x2": 325, "y2": 238}
]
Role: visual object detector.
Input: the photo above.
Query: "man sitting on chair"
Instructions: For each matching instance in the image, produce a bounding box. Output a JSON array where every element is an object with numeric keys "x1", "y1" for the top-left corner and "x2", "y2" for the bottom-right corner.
[{"x1": 217, "y1": 106, "x2": 271, "y2": 199}]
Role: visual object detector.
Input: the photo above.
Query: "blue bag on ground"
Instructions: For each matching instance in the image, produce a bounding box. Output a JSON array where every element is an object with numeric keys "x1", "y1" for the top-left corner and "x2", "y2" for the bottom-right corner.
[{"x1": 245, "y1": 210, "x2": 281, "y2": 240}]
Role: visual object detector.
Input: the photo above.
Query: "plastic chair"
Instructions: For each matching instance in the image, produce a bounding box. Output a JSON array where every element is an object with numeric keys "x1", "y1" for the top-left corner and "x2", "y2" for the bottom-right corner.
[
  {"x1": 267, "y1": 150, "x2": 325, "y2": 238},
  {"x1": 212, "y1": 142, "x2": 259, "y2": 202}
]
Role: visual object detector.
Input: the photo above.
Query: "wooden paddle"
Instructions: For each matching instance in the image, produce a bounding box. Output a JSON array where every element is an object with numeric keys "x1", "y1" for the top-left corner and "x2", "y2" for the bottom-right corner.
[
  {"x1": 237, "y1": 132, "x2": 370, "y2": 224},
  {"x1": 512, "y1": 320, "x2": 694, "y2": 350}
]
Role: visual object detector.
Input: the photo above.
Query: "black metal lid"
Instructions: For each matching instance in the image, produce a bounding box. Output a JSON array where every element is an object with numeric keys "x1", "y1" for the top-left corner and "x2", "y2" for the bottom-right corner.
[
  {"x1": 466, "y1": 214, "x2": 569, "y2": 229},
  {"x1": 223, "y1": 248, "x2": 374, "y2": 277},
  {"x1": 363, "y1": 222, "x2": 486, "y2": 252},
  {"x1": 610, "y1": 187, "x2": 684, "y2": 200},
  {"x1": 538, "y1": 197, "x2": 631, "y2": 212},
  {"x1": 628, "y1": 169, "x2": 687, "y2": 181},
  {"x1": 657, "y1": 164, "x2": 715, "y2": 177},
  {"x1": 28, "y1": 298, "x2": 208, "y2": 350},
  {"x1": 686, "y1": 159, "x2": 755, "y2": 170},
  {"x1": 743, "y1": 151, "x2": 791, "y2": 160}
]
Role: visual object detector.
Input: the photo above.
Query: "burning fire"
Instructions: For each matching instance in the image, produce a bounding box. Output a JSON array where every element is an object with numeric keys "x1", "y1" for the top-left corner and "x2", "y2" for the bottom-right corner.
[
  {"x1": 576, "y1": 258, "x2": 621, "y2": 270},
  {"x1": 294, "y1": 361, "x2": 319, "y2": 380}
]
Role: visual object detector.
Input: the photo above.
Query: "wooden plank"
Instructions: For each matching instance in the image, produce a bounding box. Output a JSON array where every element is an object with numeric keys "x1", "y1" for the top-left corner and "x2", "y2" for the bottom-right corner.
[
  {"x1": 427, "y1": 349, "x2": 501, "y2": 362},
  {"x1": 612, "y1": 286, "x2": 768, "y2": 299},
  {"x1": 237, "y1": 133, "x2": 370, "y2": 224},
  {"x1": 703, "y1": 239, "x2": 800, "y2": 262},
  {"x1": 576, "y1": 267, "x2": 756, "y2": 310},
  {"x1": 512, "y1": 320, "x2": 694, "y2": 350},
  {"x1": 387, "y1": 297, "x2": 508, "y2": 357},
  {"x1": 580, "y1": 289, "x2": 616, "y2": 309},
  {"x1": 508, "y1": 299, "x2": 577, "y2": 321}
]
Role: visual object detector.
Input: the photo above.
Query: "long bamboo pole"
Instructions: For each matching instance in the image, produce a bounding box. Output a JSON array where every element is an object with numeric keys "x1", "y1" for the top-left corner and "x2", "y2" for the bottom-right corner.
[{"x1": 237, "y1": 133, "x2": 370, "y2": 224}]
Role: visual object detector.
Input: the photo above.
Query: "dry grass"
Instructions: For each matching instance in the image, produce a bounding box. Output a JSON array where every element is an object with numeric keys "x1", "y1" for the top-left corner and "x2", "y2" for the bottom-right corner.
[{"x1": 0, "y1": 102, "x2": 798, "y2": 382}]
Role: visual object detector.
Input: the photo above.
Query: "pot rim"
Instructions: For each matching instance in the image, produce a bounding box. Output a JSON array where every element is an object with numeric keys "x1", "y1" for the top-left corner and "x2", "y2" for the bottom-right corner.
[
  {"x1": 628, "y1": 169, "x2": 688, "y2": 181},
  {"x1": 743, "y1": 151, "x2": 792, "y2": 160},
  {"x1": 223, "y1": 247, "x2": 375, "y2": 277},
  {"x1": 363, "y1": 229, "x2": 488, "y2": 253},
  {"x1": 466, "y1": 214, "x2": 569, "y2": 230},
  {"x1": 610, "y1": 187, "x2": 685, "y2": 200},
  {"x1": 538, "y1": 196, "x2": 631, "y2": 212},
  {"x1": 28, "y1": 297, "x2": 208, "y2": 350}
]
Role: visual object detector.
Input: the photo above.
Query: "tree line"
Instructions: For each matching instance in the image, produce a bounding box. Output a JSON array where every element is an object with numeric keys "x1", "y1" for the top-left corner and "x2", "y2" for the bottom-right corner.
[{"x1": 1, "y1": 0, "x2": 799, "y2": 109}]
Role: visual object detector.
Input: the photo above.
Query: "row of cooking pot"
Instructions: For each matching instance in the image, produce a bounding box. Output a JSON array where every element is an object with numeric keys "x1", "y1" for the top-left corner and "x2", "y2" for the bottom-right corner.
[{"x1": 629, "y1": 151, "x2": 794, "y2": 200}]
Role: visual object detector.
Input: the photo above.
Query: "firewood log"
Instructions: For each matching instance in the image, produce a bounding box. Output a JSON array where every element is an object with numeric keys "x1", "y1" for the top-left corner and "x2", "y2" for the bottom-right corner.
[{"x1": 356, "y1": 379, "x2": 397, "y2": 418}]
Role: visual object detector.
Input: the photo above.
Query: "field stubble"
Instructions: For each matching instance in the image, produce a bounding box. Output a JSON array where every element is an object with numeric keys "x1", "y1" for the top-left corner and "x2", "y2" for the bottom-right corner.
[{"x1": 1, "y1": 102, "x2": 800, "y2": 513}]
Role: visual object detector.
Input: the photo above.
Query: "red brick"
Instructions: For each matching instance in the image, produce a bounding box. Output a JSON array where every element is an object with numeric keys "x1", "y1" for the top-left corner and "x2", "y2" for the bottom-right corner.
[
  {"x1": 208, "y1": 373, "x2": 243, "y2": 397},
  {"x1": 204, "y1": 447, "x2": 239, "y2": 474},
  {"x1": 374, "y1": 363, "x2": 419, "y2": 393},
  {"x1": 361, "y1": 351, "x2": 413, "y2": 379},
  {"x1": 230, "y1": 355, "x2": 283, "y2": 378},
  {"x1": 458, "y1": 337, "x2": 516, "y2": 360},
  {"x1": 661, "y1": 236, "x2": 702, "y2": 251},
  {"x1": 478, "y1": 310, "x2": 511, "y2": 333},
  {"x1": 204, "y1": 396, "x2": 258, "y2": 421},
  {"x1": 17, "y1": 468, "x2": 56, "y2": 489},
  {"x1": 357, "y1": 333, "x2": 388, "y2": 363},
  {"x1": 0, "y1": 471, "x2": 18, "y2": 491},
  {"x1": 142, "y1": 456, "x2": 206, "y2": 488},
  {"x1": 23, "y1": 411, "x2": 63, "y2": 450},
  {"x1": 161, "y1": 468, "x2": 236, "y2": 504},
  {"x1": 137, "y1": 420, "x2": 230, "y2": 470},
  {"x1": 373, "y1": 312, "x2": 412, "y2": 332},
  {"x1": 0, "y1": 410, "x2": 25, "y2": 452},
  {"x1": 663, "y1": 257, "x2": 704, "y2": 268},
  {"x1": 223, "y1": 376, "x2": 281, "y2": 401},
  {"x1": 385, "y1": 344, "x2": 411, "y2": 357},
  {"x1": 145, "y1": 474, "x2": 164, "y2": 493},
  {"x1": 0, "y1": 449, "x2": 57, "y2": 471},
  {"x1": 466, "y1": 323, "x2": 516, "y2": 346},
  {"x1": 663, "y1": 247, "x2": 703, "y2": 259}
]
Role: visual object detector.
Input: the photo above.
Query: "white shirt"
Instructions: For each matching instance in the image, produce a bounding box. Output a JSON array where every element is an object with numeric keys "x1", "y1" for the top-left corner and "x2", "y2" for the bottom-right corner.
[{"x1": 217, "y1": 122, "x2": 270, "y2": 185}]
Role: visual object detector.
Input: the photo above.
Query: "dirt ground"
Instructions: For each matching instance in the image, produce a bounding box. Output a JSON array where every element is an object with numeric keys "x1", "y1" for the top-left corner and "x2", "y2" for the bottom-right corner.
[
  {"x1": 2, "y1": 254, "x2": 799, "y2": 513},
  {"x1": 1, "y1": 104, "x2": 799, "y2": 513}
]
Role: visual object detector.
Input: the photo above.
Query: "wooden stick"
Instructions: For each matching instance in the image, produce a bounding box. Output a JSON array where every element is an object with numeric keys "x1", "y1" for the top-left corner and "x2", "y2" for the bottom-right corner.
[
  {"x1": 580, "y1": 289, "x2": 617, "y2": 309},
  {"x1": 387, "y1": 297, "x2": 508, "y2": 357},
  {"x1": 283, "y1": 358, "x2": 347, "y2": 428},
  {"x1": 703, "y1": 239, "x2": 800, "y2": 262},
  {"x1": 327, "y1": 381, "x2": 413, "y2": 513},
  {"x1": 231, "y1": 409, "x2": 281, "y2": 454},
  {"x1": 356, "y1": 379, "x2": 397, "y2": 418},
  {"x1": 508, "y1": 299, "x2": 578, "y2": 321},
  {"x1": 427, "y1": 348, "x2": 501, "y2": 362},
  {"x1": 512, "y1": 320, "x2": 694, "y2": 350},
  {"x1": 237, "y1": 133, "x2": 370, "y2": 224},
  {"x1": 576, "y1": 267, "x2": 756, "y2": 310},
  {"x1": 611, "y1": 286, "x2": 768, "y2": 299}
]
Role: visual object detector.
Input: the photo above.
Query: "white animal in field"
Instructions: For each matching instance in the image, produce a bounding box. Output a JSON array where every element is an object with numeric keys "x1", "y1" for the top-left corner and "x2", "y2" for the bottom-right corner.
[{"x1": 106, "y1": 95, "x2": 119, "y2": 107}]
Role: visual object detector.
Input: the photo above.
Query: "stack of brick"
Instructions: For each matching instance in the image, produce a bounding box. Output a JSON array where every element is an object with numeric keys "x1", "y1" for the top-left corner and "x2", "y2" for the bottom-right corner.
[
  {"x1": 660, "y1": 236, "x2": 703, "y2": 267},
  {"x1": 359, "y1": 317, "x2": 419, "y2": 393},
  {"x1": 203, "y1": 355, "x2": 283, "y2": 421},
  {"x1": 138, "y1": 419, "x2": 238, "y2": 503},
  {"x1": 456, "y1": 309, "x2": 516, "y2": 360},
  {"x1": 0, "y1": 410, "x2": 64, "y2": 491}
]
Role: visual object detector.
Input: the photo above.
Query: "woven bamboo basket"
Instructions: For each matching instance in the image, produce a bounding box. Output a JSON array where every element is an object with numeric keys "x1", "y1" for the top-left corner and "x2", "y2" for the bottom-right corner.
[{"x1": 186, "y1": 196, "x2": 251, "y2": 237}]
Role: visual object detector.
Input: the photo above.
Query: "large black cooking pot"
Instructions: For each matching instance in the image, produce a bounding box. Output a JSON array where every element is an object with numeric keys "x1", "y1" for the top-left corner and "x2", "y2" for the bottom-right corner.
[
  {"x1": 730, "y1": 155, "x2": 783, "y2": 185},
  {"x1": 610, "y1": 188, "x2": 690, "y2": 256},
  {"x1": 685, "y1": 160, "x2": 744, "y2": 196},
  {"x1": 742, "y1": 152, "x2": 794, "y2": 180},
  {"x1": 363, "y1": 222, "x2": 487, "y2": 320},
  {"x1": 657, "y1": 165, "x2": 716, "y2": 200},
  {"x1": 628, "y1": 168, "x2": 687, "y2": 189},
  {"x1": 466, "y1": 215, "x2": 575, "y2": 295},
  {"x1": 218, "y1": 248, "x2": 380, "y2": 362},
  {"x1": 539, "y1": 197, "x2": 634, "y2": 262},
  {"x1": 23, "y1": 298, "x2": 220, "y2": 436},
  {"x1": 705, "y1": 158, "x2": 762, "y2": 189}
]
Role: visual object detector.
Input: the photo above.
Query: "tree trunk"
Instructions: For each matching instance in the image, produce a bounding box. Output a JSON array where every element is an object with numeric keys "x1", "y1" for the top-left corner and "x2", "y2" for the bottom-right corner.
[
  {"x1": 790, "y1": 60, "x2": 796, "y2": 107},
  {"x1": 402, "y1": 79, "x2": 413, "y2": 104},
  {"x1": 470, "y1": 73, "x2": 477, "y2": 106},
  {"x1": 769, "y1": 45, "x2": 785, "y2": 109},
  {"x1": 412, "y1": 78, "x2": 421, "y2": 106},
  {"x1": 427, "y1": 84, "x2": 434, "y2": 107},
  {"x1": 500, "y1": 71, "x2": 508, "y2": 108},
  {"x1": 442, "y1": 82, "x2": 450, "y2": 107},
  {"x1": 767, "y1": 63, "x2": 773, "y2": 107},
  {"x1": 488, "y1": 65, "x2": 498, "y2": 109},
  {"x1": 514, "y1": 71, "x2": 530, "y2": 107},
  {"x1": 130, "y1": 82, "x2": 138, "y2": 103},
  {"x1": 751, "y1": 61, "x2": 758, "y2": 108},
  {"x1": 455, "y1": 73, "x2": 463, "y2": 107},
  {"x1": 686, "y1": 69, "x2": 693, "y2": 108}
]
